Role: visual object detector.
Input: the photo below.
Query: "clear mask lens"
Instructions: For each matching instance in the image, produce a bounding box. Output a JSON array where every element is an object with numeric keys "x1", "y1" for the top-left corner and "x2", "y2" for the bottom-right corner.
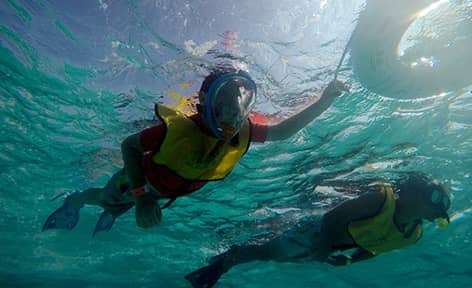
[
  {"x1": 431, "y1": 190, "x2": 441, "y2": 204},
  {"x1": 430, "y1": 189, "x2": 450, "y2": 211},
  {"x1": 206, "y1": 72, "x2": 256, "y2": 140}
]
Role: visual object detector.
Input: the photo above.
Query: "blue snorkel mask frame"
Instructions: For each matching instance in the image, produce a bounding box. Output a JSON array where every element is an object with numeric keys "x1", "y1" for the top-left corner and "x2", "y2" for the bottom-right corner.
[
  {"x1": 428, "y1": 185, "x2": 451, "y2": 228},
  {"x1": 204, "y1": 70, "x2": 257, "y2": 140},
  {"x1": 431, "y1": 188, "x2": 451, "y2": 211}
]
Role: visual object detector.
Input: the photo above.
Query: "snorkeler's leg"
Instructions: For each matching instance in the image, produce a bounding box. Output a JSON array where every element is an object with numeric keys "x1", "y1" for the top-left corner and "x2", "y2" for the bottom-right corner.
[
  {"x1": 42, "y1": 186, "x2": 111, "y2": 231},
  {"x1": 66, "y1": 188, "x2": 103, "y2": 207},
  {"x1": 185, "y1": 248, "x2": 236, "y2": 288},
  {"x1": 91, "y1": 169, "x2": 135, "y2": 235},
  {"x1": 246, "y1": 216, "x2": 322, "y2": 262},
  {"x1": 43, "y1": 169, "x2": 132, "y2": 232},
  {"x1": 63, "y1": 167, "x2": 129, "y2": 209},
  {"x1": 185, "y1": 217, "x2": 320, "y2": 288},
  {"x1": 185, "y1": 240, "x2": 309, "y2": 288},
  {"x1": 221, "y1": 226, "x2": 316, "y2": 267},
  {"x1": 61, "y1": 184, "x2": 126, "y2": 237}
]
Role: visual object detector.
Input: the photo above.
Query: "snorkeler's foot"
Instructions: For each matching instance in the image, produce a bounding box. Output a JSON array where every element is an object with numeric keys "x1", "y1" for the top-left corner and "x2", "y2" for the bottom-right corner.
[
  {"x1": 185, "y1": 258, "x2": 226, "y2": 288},
  {"x1": 92, "y1": 210, "x2": 115, "y2": 237},
  {"x1": 42, "y1": 193, "x2": 83, "y2": 231}
]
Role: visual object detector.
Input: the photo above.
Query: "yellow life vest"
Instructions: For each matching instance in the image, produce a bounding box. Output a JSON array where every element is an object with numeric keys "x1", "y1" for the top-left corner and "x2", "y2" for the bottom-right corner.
[
  {"x1": 152, "y1": 104, "x2": 250, "y2": 181},
  {"x1": 347, "y1": 184, "x2": 423, "y2": 255}
]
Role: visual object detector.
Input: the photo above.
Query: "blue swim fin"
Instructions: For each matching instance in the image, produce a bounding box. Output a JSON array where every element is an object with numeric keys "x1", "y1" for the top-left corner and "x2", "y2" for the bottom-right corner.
[
  {"x1": 92, "y1": 211, "x2": 115, "y2": 237},
  {"x1": 42, "y1": 201, "x2": 80, "y2": 231}
]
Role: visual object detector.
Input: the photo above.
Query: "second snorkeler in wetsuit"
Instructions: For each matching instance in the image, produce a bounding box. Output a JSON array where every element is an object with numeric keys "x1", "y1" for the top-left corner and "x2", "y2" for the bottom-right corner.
[{"x1": 185, "y1": 172, "x2": 451, "y2": 288}]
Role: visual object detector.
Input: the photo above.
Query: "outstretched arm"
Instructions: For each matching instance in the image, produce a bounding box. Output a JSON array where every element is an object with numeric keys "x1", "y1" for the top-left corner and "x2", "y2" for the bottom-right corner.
[
  {"x1": 265, "y1": 80, "x2": 348, "y2": 141},
  {"x1": 186, "y1": 218, "x2": 320, "y2": 288},
  {"x1": 314, "y1": 188, "x2": 386, "y2": 262},
  {"x1": 186, "y1": 240, "x2": 311, "y2": 288}
]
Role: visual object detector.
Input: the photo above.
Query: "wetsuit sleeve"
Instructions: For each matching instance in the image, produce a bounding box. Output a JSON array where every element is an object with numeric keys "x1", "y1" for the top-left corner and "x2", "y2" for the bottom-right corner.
[
  {"x1": 121, "y1": 132, "x2": 146, "y2": 189},
  {"x1": 249, "y1": 112, "x2": 268, "y2": 143},
  {"x1": 139, "y1": 120, "x2": 166, "y2": 152},
  {"x1": 121, "y1": 120, "x2": 165, "y2": 189},
  {"x1": 325, "y1": 248, "x2": 374, "y2": 266},
  {"x1": 349, "y1": 248, "x2": 374, "y2": 263}
]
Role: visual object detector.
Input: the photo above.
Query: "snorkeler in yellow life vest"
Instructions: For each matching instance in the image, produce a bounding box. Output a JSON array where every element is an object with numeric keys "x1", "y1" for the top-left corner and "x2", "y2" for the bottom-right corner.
[
  {"x1": 185, "y1": 172, "x2": 451, "y2": 288},
  {"x1": 347, "y1": 183, "x2": 423, "y2": 255},
  {"x1": 139, "y1": 70, "x2": 257, "y2": 204},
  {"x1": 42, "y1": 67, "x2": 347, "y2": 236},
  {"x1": 152, "y1": 104, "x2": 250, "y2": 181}
]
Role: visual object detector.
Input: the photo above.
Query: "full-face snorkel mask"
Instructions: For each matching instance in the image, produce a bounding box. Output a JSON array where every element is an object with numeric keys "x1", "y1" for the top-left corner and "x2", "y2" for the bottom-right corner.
[
  {"x1": 204, "y1": 70, "x2": 256, "y2": 141},
  {"x1": 404, "y1": 173, "x2": 451, "y2": 229},
  {"x1": 428, "y1": 186, "x2": 451, "y2": 229}
]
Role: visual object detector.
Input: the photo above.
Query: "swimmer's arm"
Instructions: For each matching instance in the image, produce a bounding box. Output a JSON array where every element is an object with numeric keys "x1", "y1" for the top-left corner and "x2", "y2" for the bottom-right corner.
[
  {"x1": 326, "y1": 248, "x2": 374, "y2": 266},
  {"x1": 265, "y1": 80, "x2": 348, "y2": 141},
  {"x1": 121, "y1": 132, "x2": 146, "y2": 189},
  {"x1": 121, "y1": 119, "x2": 164, "y2": 189},
  {"x1": 349, "y1": 248, "x2": 374, "y2": 263},
  {"x1": 315, "y1": 189, "x2": 386, "y2": 262},
  {"x1": 122, "y1": 130, "x2": 162, "y2": 228}
]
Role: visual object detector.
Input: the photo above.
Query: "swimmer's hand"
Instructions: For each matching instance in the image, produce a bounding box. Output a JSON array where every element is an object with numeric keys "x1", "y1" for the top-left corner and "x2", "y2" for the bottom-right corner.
[
  {"x1": 324, "y1": 80, "x2": 349, "y2": 97},
  {"x1": 135, "y1": 193, "x2": 162, "y2": 228},
  {"x1": 326, "y1": 254, "x2": 351, "y2": 266}
]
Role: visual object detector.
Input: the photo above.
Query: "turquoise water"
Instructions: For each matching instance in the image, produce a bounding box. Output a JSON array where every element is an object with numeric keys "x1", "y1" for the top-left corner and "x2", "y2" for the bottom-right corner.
[{"x1": 1, "y1": 0, "x2": 472, "y2": 287}]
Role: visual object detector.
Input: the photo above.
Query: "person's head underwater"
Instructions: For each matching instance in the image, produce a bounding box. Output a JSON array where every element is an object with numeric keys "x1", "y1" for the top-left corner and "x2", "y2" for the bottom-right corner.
[
  {"x1": 198, "y1": 69, "x2": 256, "y2": 141},
  {"x1": 398, "y1": 172, "x2": 451, "y2": 228}
]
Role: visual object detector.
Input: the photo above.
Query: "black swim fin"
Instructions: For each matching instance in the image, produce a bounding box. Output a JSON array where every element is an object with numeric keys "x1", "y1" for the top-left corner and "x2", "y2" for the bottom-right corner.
[
  {"x1": 92, "y1": 211, "x2": 115, "y2": 237},
  {"x1": 42, "y1": 201, "x2": 80, "y2": 231},
  {"x1": 185, "y1": 258, "x2": 226, "y2": 288}
]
